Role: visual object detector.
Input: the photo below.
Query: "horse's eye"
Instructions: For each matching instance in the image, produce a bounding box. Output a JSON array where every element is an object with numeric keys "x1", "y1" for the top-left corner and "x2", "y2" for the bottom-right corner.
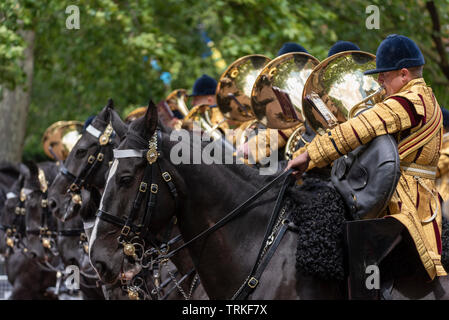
[
  {"x1": 119, "y1": 176, "x2": 133, "y2": 187},
  {"x1": 75, "y1": 148, "x2": 88, "y2": 158}
]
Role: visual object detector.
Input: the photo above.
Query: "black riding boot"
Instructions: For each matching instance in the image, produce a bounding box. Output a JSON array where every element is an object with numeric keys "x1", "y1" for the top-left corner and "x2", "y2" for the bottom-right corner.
[{"x1": 343, "y1": 218, "x2": 403, "y2": 300}]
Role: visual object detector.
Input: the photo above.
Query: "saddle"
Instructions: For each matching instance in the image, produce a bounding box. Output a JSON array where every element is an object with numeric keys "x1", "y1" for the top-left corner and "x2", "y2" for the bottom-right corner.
[
  {"x1": 331, "y1": 134, "x2": 401, "y2": 220},
  {"x1": 330, "y1": 134, "x2": 403, "y2": 299}
]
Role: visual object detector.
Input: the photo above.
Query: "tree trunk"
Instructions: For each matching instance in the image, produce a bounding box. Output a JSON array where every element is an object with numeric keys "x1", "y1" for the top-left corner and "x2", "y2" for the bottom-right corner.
[
  {"x1": 0, "y1": 29, "x2": 35, "y2": 163},
  {"x1": 426, "y1": 1, "x2": 449, "y2": 82}
]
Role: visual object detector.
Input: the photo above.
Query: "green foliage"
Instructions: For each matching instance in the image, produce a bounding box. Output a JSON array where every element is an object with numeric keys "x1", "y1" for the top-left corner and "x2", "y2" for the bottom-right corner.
[{"x1": 1, "y1": 0, "x2": 448, "y2": 161}]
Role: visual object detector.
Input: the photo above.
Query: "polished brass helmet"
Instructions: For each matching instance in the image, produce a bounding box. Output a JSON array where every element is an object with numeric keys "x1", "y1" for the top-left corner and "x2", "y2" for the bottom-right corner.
[
  {"x1": 216, "y1": 54, "x2": 271, "y2": 123},
  {"x1": 302, "y1": 51, "x2": 385, "y2": 135},
  {"x1": 42, "y1": 121, "x2": 83, "y2": 161},
  {"x1": 251, "y1": 52, "x2": 320, "y2": 130}
]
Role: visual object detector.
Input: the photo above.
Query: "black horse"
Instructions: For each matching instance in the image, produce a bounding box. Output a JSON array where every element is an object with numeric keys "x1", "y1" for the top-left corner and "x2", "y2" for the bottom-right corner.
[
  {"x1": 48, "y1": 101, "x2": 207, "y2": 299},
  {"x1": 48, "y1": 100, "x2": 127, "y2": 223},
  {"x1": 89, "y1": 101, "x2": 449, "y2": 299},
  {"x1": 0, "y1": 165, "x2": 58, "y2": 299}
]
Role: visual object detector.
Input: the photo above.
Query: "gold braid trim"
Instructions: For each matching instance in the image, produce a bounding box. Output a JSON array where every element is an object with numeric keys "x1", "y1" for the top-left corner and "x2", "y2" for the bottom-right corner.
[
  {"x1": 340, "y1": 122, "x2": 362, "y2": 150},
  {"x1": 383, "y1": 98, "x2": 413, "y2": 129},
  {"x1": 306, "y1": 138, "x2": 331, "y2": 168},
  {"x1": 392, "y1": 179, "x2": 442, "y2": 279},
  {"x1": 360, "y1": 111, "x2": 388, "y2": 136},
  {"x1": 381, "y1": 102, "x2": 403, "y2": 132},
  {"x1": 371, "y1": 107, "x2": 397, "y2": 134},
  {"x1": 335, "y1": 125, "x2": 351, "y2": 153},
  {"x1": 350, "y1": 117, "x2": 372, "y2": 144},
  {"x1": 358, "y1": 113, "x2": 377, "y2": 140}
]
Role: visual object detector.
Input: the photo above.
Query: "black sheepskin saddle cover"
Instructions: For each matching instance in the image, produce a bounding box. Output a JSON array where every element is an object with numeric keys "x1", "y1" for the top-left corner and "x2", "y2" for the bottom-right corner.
[{"x1": 286, "y1": 173, "x2": 449, "y2": 282}]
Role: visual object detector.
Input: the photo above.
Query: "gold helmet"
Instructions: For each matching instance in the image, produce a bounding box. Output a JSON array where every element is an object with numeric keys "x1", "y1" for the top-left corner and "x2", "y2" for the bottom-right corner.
[
  {"x1": 42, "y1": 121, "x2": 83, "y2": 161},
  {"x1": 302, "y1": 51, "x2": 385, "y2": 136},
  {"x1": 216, "y1": 54, "x2": 271, "y2": 123},
  {"x1": 251, "y1": 52, "x2": 320, "y2": 130}
]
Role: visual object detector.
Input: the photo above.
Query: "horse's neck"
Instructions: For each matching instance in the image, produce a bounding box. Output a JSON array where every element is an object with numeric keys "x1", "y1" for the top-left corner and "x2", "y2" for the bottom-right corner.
[
  {"x1": 174, "y1": 163, "x2": 278, "y2": 298},
  {"x1": 165, "y1": 225, "x2": 195, "y2": 276}
]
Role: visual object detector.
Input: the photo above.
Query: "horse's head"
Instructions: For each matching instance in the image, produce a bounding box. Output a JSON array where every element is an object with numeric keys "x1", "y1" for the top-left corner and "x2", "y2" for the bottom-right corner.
[
  {"x1": 48, "y1": 99, "x2": 127, "y2": 222},
  {"x1": 89, "y1": 100, "x2": 181, "y2": 284},
  {"x1": 0, "y1": 165, "x2": 29, "y2": 256},
  {"x1": 56, "y1": 215, "x2": 90, "y2": 272},
  {"x1": 23, "y1": 162, "x2": 59, "y2": 261}
]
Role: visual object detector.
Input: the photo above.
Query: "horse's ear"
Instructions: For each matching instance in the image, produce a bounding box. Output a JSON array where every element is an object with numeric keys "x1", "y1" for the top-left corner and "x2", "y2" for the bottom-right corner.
[
  {"x1": 18, "y1": 163, "x2": 30, "y2": 176},
  {"x1": 144, "y1": 99, "x2": 158, "y2": 136},
  {"x1": 108, "y1": 108, "x2": 128, "y2": 140},
  {"x1": 98, "y1": 98, "x2": 114, "y2": 123},
  {"x1": 23, "y1": 161, "x2": 39, "y2": 185},
  {"x1": 106, "y1": 98, "x2": 114, "y2": 110}
]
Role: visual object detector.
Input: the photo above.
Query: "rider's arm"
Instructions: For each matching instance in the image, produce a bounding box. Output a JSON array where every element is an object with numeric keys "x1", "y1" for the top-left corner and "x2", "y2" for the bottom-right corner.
[{"x1": 293, "y1": 96, "x2": 423, "y2": 170}]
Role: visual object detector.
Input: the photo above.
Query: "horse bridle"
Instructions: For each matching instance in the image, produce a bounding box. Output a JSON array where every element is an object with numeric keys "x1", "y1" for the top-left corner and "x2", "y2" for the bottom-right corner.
[
  {"x1": 97, "y1": 128, "x2": 180, "y2": 260},
  {"x1": 60, "y1": 119, "x2": 116, "y2": 206},
  {"x1": 1, "y1": 187, "x2": 29, "y2": 253},
  {"x1": 96, "y1": 126, "x2": 295, "y2": 300},
  {"x1": 25, "y1": 168, "x2": 59, "y2": 255}
]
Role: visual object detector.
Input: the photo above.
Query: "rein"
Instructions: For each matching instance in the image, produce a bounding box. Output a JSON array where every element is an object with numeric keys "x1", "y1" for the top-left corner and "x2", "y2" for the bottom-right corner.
[{"x1": 158, "y1": 168, "x2": 294, "y2": 261}]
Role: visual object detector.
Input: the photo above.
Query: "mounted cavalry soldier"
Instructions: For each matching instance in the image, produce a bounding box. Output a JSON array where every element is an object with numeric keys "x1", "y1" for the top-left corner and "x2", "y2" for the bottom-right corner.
[
  {"x1": 237, "y1": 42, "x2": 312, "y2": 162},
  {"x1": 186, "y1": 74, "x2": 230, "y2": 132},
  {"x1": 240, "y1": 41, "x2": 363, "y2": 163},
  {"x1": 288, "y1": 34, "x2": 447, "y2": 298}
]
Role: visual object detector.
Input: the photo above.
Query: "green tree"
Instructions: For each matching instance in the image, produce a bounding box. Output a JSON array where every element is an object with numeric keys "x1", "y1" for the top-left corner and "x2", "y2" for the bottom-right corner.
[{"x1": 0, "y1": 0, "x2": 448, "y2": 162}]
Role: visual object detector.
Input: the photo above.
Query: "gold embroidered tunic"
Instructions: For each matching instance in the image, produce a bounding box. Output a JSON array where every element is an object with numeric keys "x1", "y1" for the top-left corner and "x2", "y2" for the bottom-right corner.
[
  {"x1": 293, "y1": 78, "x2": 447, "y2": 279},
  {"x1": 436, "y1": 133, "x2": 449, "y2": 202}
]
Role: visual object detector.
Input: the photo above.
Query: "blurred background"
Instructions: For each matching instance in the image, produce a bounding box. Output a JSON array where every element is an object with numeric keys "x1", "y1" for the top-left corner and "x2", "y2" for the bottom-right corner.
[{"x1": 0, "y1": 0, "x2": 448, "y2": 163}]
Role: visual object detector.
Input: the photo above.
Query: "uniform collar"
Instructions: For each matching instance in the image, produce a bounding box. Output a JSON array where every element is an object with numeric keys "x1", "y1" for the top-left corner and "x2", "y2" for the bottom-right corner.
[{"x1": 398, "y1": 77, "x2": 426, "y2": 92}]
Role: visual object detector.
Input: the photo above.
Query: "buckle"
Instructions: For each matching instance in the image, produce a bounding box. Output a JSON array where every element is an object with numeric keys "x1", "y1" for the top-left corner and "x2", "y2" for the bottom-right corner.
[
  {"x1": 70, "y1": 183, "x2": 79, "y2": 192},
  {"x1": 97, "y1": 153, "x2": 104, "y2": 162},
  {"x1": 247, "y1": 277, "x2": 258, "y2": 289},
  {"x1": 87, "y1": 155, "x2": 96, "y2": 164},
  {"x1": 121, "y1": 225, "x2": 131, "y2": 236},
  {"x1": 150, "y1": 184, "x2": 158, "y2": 194},
  {"x1": 162, "y1": 172, "x2": 172, "y2": 182},
  {"x1": 139, "y1": 182, "x2": 147, "y2": 193}
]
